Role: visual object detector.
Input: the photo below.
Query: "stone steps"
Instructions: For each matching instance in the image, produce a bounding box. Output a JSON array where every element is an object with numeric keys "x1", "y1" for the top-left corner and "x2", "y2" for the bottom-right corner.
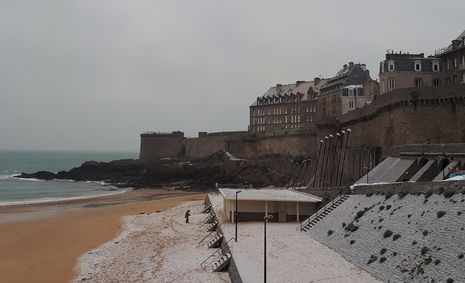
[
  {"x1": 203, "y1": 213, "x2": 215, "y2": 224},
  {"x1": 201, "y1": 204, "x2": 212, "y2": 214},
  {"x1": 207, "y1": 233, "x2": 224, "y2": 249},
  {"x1": 206, "y1": 221, "x2": 219, "y2": 232},
  {"x1": 301, "y1": 195, "x2": 350, "y2": 232},
  {"x1": 210, "y1": 253, "x2": 232, "y2": 272}
]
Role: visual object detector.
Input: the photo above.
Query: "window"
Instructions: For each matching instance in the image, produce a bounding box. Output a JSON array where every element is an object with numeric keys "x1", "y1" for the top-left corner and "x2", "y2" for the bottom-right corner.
[
  {"x1": 348, "y1": 101, "x2": 354, "y2": 109},
  {"x1": 414, "y1": 78, "x2": 424, "y2": 87},
  {"x1": 414, "y1": 61, "x2": 421, "y2": 72},
  {"x1": 388, "y1": 79, "x2": 396, "y2": 91},
  {"x1": 348, "y1": 88, "x2": 354, "y2": 96},
  {"x1": 433, "y1": 79, "x2": 440, "y2": 86},
  {"x1": 433, "y1": 62, "x2": 439, "y2": 72},
  {"x1": 388, "y1": 61, "x2": 395, "y2": 71}
]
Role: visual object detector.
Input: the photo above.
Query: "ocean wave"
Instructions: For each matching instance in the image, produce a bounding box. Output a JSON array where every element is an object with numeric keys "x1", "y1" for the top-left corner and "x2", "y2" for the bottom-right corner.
[
  {"x1": 0, "y1": 189, "x2": 129, "y2": 207},
  {"x1": 0, "y1": 175, "x2": 110, "y2": 185},
  {"x1": 11, "y1": 177, "x2": 45, "y2": 182},
  {"x1": 84, "y1": 180, "x2": 109, "y2": 186},
  {"x1": 0, "y1": 174, "x2": 18, "y2": 180}
]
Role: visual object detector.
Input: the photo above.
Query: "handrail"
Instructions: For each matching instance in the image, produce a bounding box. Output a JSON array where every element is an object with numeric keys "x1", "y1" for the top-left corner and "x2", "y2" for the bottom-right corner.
[
  {"x1": 200, "y1": 237, "x2": 235, "y2": 269},
  {"x1": 299, "y1": 195, "x2": 343, "y2": 231},
  {"x1": 200, "y1": 249, "x2": 222, "y2": 268},
  {"x1": 197, "y1": 222, "x2": 224, "y2": 246},
  {"x1": 200, "y1": 214, "x2": 215, "y2": 227}
]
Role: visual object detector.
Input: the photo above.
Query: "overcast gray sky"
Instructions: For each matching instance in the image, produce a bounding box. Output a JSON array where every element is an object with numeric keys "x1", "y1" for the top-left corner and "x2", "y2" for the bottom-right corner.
[{"x1": 0, "y1": 0, "x2": 464, "y2": 152}]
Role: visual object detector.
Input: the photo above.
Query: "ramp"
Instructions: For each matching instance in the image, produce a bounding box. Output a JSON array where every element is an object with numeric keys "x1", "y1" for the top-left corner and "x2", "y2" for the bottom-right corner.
[
  {"x1": 409, "y1": 160, "x2": 436, "y2": 182},
  {"x1": 354, "y1": 157, "x2": 416, "y2": 184},
  {"x1": 433, "y1": 160, "x2": 460, "y2": 181}
]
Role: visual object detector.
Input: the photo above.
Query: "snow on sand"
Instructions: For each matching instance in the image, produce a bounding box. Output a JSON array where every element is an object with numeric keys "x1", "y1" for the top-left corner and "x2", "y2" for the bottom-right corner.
[
  {"x1": 73, "y1": 200, "x2": 230, "y2": 283},
  {"x1": 210, "y1": 193, "x2": 380, "y2": 283}
]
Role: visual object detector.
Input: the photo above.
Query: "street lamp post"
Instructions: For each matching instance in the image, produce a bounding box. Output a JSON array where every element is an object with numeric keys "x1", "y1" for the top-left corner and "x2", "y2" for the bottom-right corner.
[
  {"x1": 235, "y1": 190, "x2": 242, "y2": 242},
  {"x1": 264, "y1": 214, "x2": 273, "y2": 283}
]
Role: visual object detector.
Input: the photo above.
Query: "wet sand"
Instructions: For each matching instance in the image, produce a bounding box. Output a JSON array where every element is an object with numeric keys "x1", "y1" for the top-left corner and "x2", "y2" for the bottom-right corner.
[{"x1": 0, "y1": 189, "x2": 205, "y2": 283}]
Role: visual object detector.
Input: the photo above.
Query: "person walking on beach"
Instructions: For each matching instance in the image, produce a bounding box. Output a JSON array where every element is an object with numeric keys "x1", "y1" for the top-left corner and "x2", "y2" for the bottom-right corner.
[{"x1": 185, "y1": 209, "x2": 191, "y2": 223}]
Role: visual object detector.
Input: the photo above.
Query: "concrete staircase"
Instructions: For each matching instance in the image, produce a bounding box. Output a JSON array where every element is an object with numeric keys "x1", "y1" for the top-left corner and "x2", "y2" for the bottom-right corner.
[
  {"x1": 206, "y1": 221, "x2": 219, "y2": 232},
  {"x1": 203, "y1": 213, "x2": 215, "y2": 224},
  {"x1": 300, "y1": 195, "x2": 350, "y2": 232},
  {"x1": 210, "y1": 253, "x2": 232, "y2": 272},
  {"x1": 201, "y1": 204, "x2": 212, "y2": 213},
  {"x1": 206, "y1": 233, "x2": 224, "y2": 249}
]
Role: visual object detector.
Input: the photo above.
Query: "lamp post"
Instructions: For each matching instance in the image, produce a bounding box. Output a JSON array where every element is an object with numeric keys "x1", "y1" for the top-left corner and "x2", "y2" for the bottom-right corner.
[
  {"x1": 312, "y1": 139, "x2": 324, "y2": 188},
  {"x1": 264, "y1": 214, "x2": 274, "y2": 283},
  {"x1": 286, "y1": 160, "x2": 295, "y2": 189},
  {"x1": 338, "y1": 129, "x2": 351, "y2": 187},
  {"x1": 235, "y1": 190, "x2": 242, "y2": 242}
]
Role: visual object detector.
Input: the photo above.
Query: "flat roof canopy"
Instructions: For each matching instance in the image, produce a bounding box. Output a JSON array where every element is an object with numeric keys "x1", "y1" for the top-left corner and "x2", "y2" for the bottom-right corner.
[{"x1": 219, "y1": 188, "x2": 322, "y2": 203}]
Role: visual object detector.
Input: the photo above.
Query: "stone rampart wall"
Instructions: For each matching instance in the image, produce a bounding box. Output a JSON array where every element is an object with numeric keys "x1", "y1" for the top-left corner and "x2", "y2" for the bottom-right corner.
[
  {"x1": 229, "y1": 133, "x2": 317, "y2": 159},
  {"x1": 186, "y1": 132, "x2": 247, "y2": 159},
  {"x1": 333, "y1": 85, "x2": 465, "y2": 158},
  {"x1": 139, "y1": 134, "x2": 185, "y2": 161}
]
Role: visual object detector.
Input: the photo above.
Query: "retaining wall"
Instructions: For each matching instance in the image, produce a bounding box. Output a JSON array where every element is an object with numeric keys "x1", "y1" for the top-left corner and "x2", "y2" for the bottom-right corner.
[{"x1": 307, "y1": 193, "x2": 465, "y2": 282}]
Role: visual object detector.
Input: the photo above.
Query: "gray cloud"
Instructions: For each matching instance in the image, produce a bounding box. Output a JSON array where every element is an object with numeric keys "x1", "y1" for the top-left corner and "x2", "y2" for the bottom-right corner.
[{"x1": 0, "y1": 0, "x2": 464, "y2": 151}]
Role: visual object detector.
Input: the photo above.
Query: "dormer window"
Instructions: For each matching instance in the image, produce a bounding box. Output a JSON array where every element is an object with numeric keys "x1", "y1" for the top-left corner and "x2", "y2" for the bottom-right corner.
[
  {"x1": 433, "y1": 62, "x2": 439, "y2": 72},
  {"x1": 388, "y1": 61, "x2": 395, "y2": 72},
  {"x1": 414, "y1": 61, "x2": 421, "y2": 72}
]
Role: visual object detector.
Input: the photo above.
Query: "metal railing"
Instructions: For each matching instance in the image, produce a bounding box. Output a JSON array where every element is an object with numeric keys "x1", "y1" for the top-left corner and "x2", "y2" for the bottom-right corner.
[
  {"x1": 298, "y1": 195, "x2": 344, "y2": 231},
  {"x1": 197, "y1": 222, "x2": 225, "y2": 247},
  {"x1": 200, "y1": 237, "x2": 235, "y2": 269}
]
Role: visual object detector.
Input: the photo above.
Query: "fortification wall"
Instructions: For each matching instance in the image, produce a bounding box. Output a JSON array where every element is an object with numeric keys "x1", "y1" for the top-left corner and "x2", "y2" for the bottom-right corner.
[
  {"x1": 336, "y1": 85, "x2": 465, "y2": 158},
  {"x1": 139, "y1": 132, "x2": 185, "y2": 161},
  {"x1": 186, "y1": 131, "x2": 247, "y2": 159},
  {"x1": 308, "y1": 193, "x2": 465, "y2": 282},
  {"x1": 228, "y1": 132, "x2": 317, "y2": 160},
  {"x1": 139, "y1": 86, "x2": 465, "y2": 166}
]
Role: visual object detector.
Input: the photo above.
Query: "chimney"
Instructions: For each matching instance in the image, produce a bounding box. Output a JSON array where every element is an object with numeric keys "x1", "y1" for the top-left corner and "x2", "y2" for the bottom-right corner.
[
  {"x1": 296, "y1": 81, "x2": 304, "y2": 87},
  {"x1": 349, "y1": 62, "x2": 354, "y2": 68},
  {"x1": 314, "y1": 77, "x2": 321, "y2": 85},
  {"x1": 452, "y1": 39, "x2": 461, "y2": 50},
  {"x1": 276, "y1": 84, "x2": 282, "y2": 93},
  {"x1": 360, "y1": 64, "x2": 367, "y2": 71}
]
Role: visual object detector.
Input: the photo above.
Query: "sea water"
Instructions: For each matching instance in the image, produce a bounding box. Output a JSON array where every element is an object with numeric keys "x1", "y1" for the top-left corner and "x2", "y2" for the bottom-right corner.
[{"x1": 0, "y1": 150, "x2": 137, "y2": 206}]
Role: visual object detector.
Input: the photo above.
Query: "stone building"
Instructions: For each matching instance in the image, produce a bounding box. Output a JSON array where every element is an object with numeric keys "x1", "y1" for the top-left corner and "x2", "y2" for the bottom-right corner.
[
  {"x1": 317, "y1": 62, "x2": 377, "y2": 117},
  {"x1": 436, "y1": 29, "x2": 465, "y2": 85},
  {"x1": 378, "y1": 52, "x2": 442, "y2": 95},
  {"x1": 249, "y1": 78, "x2": 326, "y2": 133}
]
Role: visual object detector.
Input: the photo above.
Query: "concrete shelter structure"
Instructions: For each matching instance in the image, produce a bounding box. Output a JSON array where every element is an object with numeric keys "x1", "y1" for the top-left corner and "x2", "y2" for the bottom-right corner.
[{"x1": 219, "y1": 188, "x2": 321, "y2": 222}]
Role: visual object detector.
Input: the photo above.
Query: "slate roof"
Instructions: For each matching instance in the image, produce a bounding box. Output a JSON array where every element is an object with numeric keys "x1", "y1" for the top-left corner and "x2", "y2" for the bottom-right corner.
[
  {"x1": 319, "y1": 63, "x2": 372, "y2": 95},
  {"x1": 436, "y1": 29, "x2": 465, "y2": 55},
  {"x1": 251, "y1": 79, "x2": 327, "y2": 106}
]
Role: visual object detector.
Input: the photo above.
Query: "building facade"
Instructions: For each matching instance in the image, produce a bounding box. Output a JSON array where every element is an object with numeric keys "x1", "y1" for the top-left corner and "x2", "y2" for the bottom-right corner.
[
  {"x1": 436, "y1": 29, "x2": 465, "y2": 85},
  {"x1": 318, "y1": 62, "x2": 377, "y2": 118},
  {"x1": 379, "y1": 52, "x2": 442, "y2": 95},
  {"x1": 249, "y1": 78, "x2": 326, "y2": 133}
]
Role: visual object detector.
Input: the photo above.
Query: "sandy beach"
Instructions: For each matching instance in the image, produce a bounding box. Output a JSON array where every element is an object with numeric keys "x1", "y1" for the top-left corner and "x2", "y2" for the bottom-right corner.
[{"x1": 0, "y1": 189, "x2": 205, "y2": 283}]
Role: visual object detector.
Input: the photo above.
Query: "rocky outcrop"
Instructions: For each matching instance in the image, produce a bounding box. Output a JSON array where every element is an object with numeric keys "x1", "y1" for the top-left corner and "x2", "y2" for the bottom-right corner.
[{"x1": 15, "y1": 151, "x2": 287, "y2": 190}]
